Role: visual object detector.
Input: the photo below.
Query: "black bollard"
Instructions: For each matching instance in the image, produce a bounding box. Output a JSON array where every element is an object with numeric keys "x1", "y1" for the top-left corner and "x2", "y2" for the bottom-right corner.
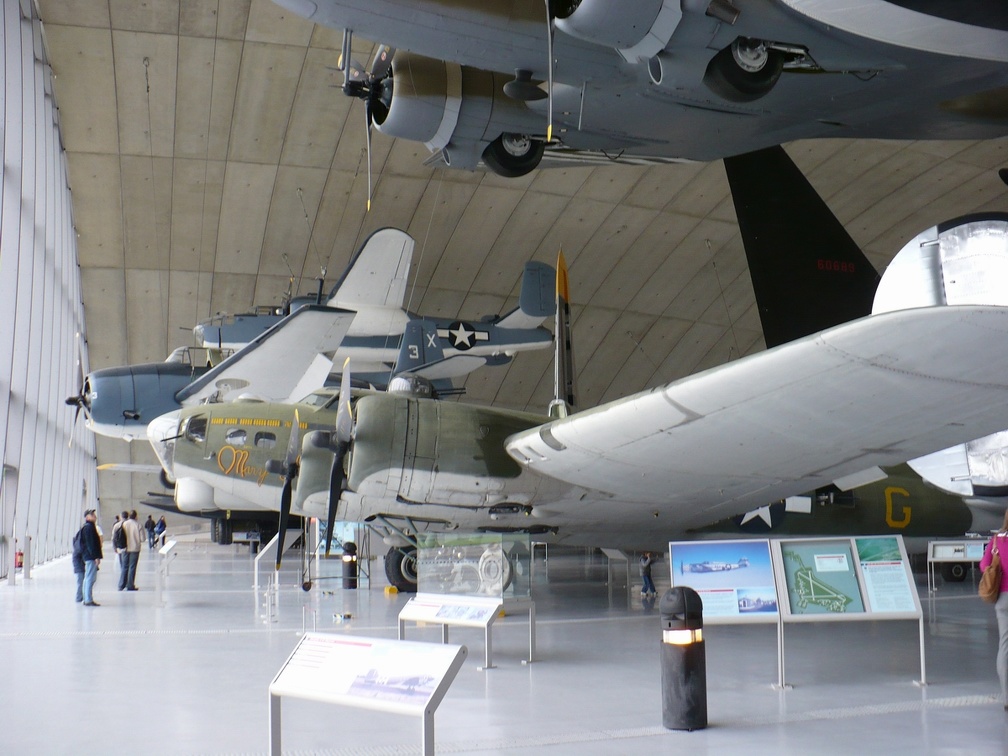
[
  {"x1": 342, "y1": 541, "x2": 358, "y2": 590},
  {"x1": 659, "y1": 586, "x2": 707, "y2": 731}
]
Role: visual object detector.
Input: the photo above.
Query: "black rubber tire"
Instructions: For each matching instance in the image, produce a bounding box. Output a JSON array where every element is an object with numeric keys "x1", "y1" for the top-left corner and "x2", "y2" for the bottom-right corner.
[
  {"x1": 703, "y1": 41, "x2": 784, "y2": 103},
  {"x1": 218, "y1": 518, "x2": 233, "y2": 546},
  {"x1": 159, "y1": 469, "x2": 175, "y2": 490},
  {"x1": 941, "y1": 562, "x2": 968, "y2": 582},
  {"x1": 385, "y1": 546, "x2": 419, "y2": 592},
  {"x1": 482, "y1": 134, "x2": 545, "y2": 178}
]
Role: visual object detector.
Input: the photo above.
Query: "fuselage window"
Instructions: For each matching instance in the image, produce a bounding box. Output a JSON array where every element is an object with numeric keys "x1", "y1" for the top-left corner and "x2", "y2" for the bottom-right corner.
[
  {"x1": 255, "y1": 432, "x2": 277, "y2": 449},
  {"x1": 226, "y1": 429, "x2": 247, "y2": 446},
  {"x1": 184, "y1": 415, "x2": 207, "y2": 444}
]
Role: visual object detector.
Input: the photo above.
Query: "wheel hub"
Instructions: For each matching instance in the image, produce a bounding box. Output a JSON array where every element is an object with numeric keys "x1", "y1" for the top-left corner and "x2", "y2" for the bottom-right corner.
[{"x1": 731, "y1": 38, "x2": 769, "y2": 73}]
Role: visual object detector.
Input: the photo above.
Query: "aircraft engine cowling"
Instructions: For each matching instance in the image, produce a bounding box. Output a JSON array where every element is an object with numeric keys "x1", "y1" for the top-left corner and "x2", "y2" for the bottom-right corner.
[
  {"x1": 174, "y1": 477, "x2": 217, "y2": 513},
  {"x1": 373, "y1": 50, "x2": 546, "y2": 176},
  {"x1": 555, "y1": 0, "x2": 683, "y2": 61}
]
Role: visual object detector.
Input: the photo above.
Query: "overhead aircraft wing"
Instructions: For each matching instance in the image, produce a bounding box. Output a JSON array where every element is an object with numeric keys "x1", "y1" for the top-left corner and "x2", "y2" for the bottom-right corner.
[
  {"x1": 326, "y1": 228, "x2": 414, "y2": 310},
  {"x1": 176, "y1": 306, "x2": 355, "y2": 406},
  {"x1": 506, "y1": 305, "x2": 1008, "y2": 529}
]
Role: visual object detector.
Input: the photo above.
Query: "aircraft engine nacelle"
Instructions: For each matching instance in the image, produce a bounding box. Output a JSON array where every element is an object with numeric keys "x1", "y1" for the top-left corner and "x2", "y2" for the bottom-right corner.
[
  {"x1": 79, "y1": 361, "x2": 205, "y2": 441},
  {"x1": 555, "y1": 0, "x2": 683, "y2": 61},
  {"x1": 174, "y1": 477, "x2": 217, "y2": 513},
  {"x1": 347, "y1": 393, "x2": 543, "y2": 509},
  {"x1": 374, "y1": 50, "x2": 547, "y2": 177}
]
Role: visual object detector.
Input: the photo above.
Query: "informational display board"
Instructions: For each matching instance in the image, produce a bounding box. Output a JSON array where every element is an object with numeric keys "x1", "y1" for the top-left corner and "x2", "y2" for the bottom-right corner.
[
  {"x1": 269, "y1": 633, "x2": 467, "y2": 756},
  {"x1": 773, "y1": 536, "x2": 920, "y2": 621},
  {"x1": 399, "y1": 593, "x2": 536, "y2": 669},
  {"x1": 777, "y1": 538, "x2": 865, "y2": 616},
  {"x1": 926, "y1": 538, "x2": 988, "y2": 592},
  {"x1": 668, "y1": 539, "x2": 778, "y2": 624},
  {"x1": 669, "y1": 535, "x2": 925, "y2": 686},
  {"x1": 270, "y1": 633, "x2": 466, "y2": 714}
]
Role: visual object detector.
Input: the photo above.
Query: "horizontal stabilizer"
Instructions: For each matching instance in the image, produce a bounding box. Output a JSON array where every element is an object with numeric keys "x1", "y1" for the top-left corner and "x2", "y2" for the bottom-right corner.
[
  {"x1": 412, "y1": 354, "x2": 489, "y2": 381},
  {"x1": 176, "y1": 306, "x2": 355, "y2": 406},
  {"x1": 327, "y1": 228, "x2": 414, "y2": 309},
  {"x1": 497, "y1": 261, "x2": 557, "y2": 329}
]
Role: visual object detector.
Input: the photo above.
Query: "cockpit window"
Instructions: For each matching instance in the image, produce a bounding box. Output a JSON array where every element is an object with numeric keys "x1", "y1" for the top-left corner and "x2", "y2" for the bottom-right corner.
[
  {"x1": 255, "y1": 432, "x2": 277, "y2": 449},
  {"x1": 299, "y1": 390, "x2": 336, "y2": 407},
  {"x1": 184, "y1": 415, "x2": 207, "y2": 444},
  {"x1": 226, "y1": 429, "x2": 247, "y2": 446}
]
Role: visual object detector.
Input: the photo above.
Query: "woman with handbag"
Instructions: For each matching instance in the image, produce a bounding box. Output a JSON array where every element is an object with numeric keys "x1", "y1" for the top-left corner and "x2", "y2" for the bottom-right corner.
[{"x1": 980, "y1": 511, "x2": 1008, "y2": 709}]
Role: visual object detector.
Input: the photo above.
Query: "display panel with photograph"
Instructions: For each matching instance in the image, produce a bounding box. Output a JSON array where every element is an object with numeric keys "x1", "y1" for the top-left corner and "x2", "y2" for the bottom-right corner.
[{"x1": 669, "y1": 539, "x2": 778, "y2": 622}]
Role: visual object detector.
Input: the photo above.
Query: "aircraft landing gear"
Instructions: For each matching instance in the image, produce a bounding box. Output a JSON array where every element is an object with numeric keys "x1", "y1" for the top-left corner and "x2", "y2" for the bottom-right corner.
[
  {"x1": 482, "y1": 133, "x2": 545, "y2": 177},
  {"x1": 703, "y1": 37, "x2": 783, "y2": 103},
  {"x1": 385, "y1": 545, "x2": 419, "y2": 592}
]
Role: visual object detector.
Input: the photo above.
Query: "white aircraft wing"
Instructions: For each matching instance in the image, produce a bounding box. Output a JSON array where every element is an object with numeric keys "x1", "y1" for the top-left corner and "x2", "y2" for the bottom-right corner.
[
  {"x1": 506, "y1": 305, "x2": 1008, "y2": 529},
  {"x1": 327, "y1": 228, "x2": 414, "y2": 310},
  {"x1": 176, "y1": 306, "x2": 355, "y2": 406}
]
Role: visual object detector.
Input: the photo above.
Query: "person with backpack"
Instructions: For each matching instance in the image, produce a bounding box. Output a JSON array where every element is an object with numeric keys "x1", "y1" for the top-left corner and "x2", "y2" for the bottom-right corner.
[
  {"x1": 79, "y1": 509, "x2": 103, "y2": 606},
  {"x1": 155, "y1": 516, "x2": 166, "y2": 547}
]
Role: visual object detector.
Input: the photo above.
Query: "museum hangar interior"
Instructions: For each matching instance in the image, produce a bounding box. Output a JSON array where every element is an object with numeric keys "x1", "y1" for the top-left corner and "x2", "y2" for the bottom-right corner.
[{"x1": 3, "y1": 0, "x2": 1008, "y2": 753}]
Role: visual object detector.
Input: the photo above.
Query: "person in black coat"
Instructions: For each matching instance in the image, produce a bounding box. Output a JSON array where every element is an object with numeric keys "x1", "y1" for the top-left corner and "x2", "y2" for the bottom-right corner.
[
  {"x1": 72, "y1": 526, "x2": 85, "y2": 603},
  {"x1": 80, "y1": 509, "x2": 103, "y2": 606}
]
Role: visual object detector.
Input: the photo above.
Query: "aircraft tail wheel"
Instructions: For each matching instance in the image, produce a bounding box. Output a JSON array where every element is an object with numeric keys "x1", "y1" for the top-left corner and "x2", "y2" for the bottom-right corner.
[
  {"x1": 941, "y1": 562, "x2": 968, "y2": 582},
  {"x1": 385, "y1": 545, "x2": 419, "y2": 592},
  {"x1": 703, "y1": 37, "x2": 783, "y2": 103},
  {"x1": 482, "y1": 133, "x2": 545, "y2": 177}
]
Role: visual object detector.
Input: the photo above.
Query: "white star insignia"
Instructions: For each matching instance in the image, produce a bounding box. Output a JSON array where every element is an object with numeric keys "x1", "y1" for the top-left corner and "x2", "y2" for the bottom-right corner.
[{"x1": 449, "y1": 322, "x2": 475, "y2": 349}]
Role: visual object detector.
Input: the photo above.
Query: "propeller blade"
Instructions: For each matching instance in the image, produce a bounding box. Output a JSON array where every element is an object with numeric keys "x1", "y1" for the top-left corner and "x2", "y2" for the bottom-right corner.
[
  {"x1": 371, "y1": 45, "x2": 394, "y2": 81},
  {"x1": 324, "y1": 446, "x2": 346, "y2": 557},
  {"x1": 285, "y1": 409, "x2": 301, "y2": 467},
  {"x1": 276, "y1": 409, "x2": 301, "y2": 568},
  {"x1": 335, "y1": 358, "x2": 353, "y2": 445},
  {"x1": 276, "y1": 475, "x2": 293, "y2": 570},
  {"x1": 544, "y1": 0, "x2": 554, "y2": 143},
  {"x1": 325, "y1": 359, "x2": 354, "y2": 556},
  {"x1": 365, "y1": 106, "x2": 373, "y2": 212}
]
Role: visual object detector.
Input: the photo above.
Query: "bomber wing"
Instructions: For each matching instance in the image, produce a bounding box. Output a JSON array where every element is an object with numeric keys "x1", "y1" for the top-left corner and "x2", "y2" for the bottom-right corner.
[
  {"x1": 506, "y1": 305, "x2": 1008, "y2": 530},
  {"x1": 175, "y1": 306, "x2": 355, "y2": 406}
]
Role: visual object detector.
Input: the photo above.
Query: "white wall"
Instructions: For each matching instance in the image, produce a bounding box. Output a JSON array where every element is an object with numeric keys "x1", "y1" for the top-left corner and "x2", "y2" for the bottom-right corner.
[{"x1": 1, "y1": 0, "x2": 97, "y2": 577}]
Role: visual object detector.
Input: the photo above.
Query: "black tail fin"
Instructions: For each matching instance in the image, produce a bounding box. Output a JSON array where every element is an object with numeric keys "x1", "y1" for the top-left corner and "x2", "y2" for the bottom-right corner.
[{"x1": 724, "y1": 146, "x2": 881, "y2": 348}]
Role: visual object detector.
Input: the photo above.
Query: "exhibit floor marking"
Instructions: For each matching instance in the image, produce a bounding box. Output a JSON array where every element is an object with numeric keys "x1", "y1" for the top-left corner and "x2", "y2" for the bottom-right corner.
[{"x1": 269, "y1": 694, "x2": 1001, "y2": 756}]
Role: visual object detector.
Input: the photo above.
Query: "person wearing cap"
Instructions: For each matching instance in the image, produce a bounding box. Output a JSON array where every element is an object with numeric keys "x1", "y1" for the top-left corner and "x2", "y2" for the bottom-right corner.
[{"x1": 80, "y1": 509, "x2": 103, "y2": 606}]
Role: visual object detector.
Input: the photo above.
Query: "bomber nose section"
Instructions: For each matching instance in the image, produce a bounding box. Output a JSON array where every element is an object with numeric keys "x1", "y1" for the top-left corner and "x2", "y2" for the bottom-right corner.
[{"x1": 147, "y1": 410, "x2": 182, "y2": 481}]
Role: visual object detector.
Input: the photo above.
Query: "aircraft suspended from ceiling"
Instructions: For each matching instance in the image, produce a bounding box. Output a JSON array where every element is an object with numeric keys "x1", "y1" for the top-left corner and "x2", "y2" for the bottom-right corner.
[
  {"x1": 65, "y1": 228, "x2": 555, "y2": 442},
  {"x1": 142, "y1": 146, "x2": 1008, "y2": 589},
  {"x1": 274, "y1": 0, "x2": 1008, "y2": 176}
]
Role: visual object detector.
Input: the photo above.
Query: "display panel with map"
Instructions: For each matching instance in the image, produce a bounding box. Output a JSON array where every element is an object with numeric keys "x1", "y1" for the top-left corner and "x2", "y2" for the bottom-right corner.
[{"x1": 778, "y1": 539, "x2": 865, "y2": 616}]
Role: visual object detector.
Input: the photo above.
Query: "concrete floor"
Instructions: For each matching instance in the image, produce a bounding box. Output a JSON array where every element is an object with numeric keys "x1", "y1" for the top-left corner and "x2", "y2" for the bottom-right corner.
[{"x1": 1, "y1": 538, "x2": 1006, "y2": 755}]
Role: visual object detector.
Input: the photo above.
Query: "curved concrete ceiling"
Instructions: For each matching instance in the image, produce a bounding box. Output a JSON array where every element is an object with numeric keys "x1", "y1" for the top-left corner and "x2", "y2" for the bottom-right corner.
[{"x1": 36, "y1": 0, "x2": 1008, "y2": 514}]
